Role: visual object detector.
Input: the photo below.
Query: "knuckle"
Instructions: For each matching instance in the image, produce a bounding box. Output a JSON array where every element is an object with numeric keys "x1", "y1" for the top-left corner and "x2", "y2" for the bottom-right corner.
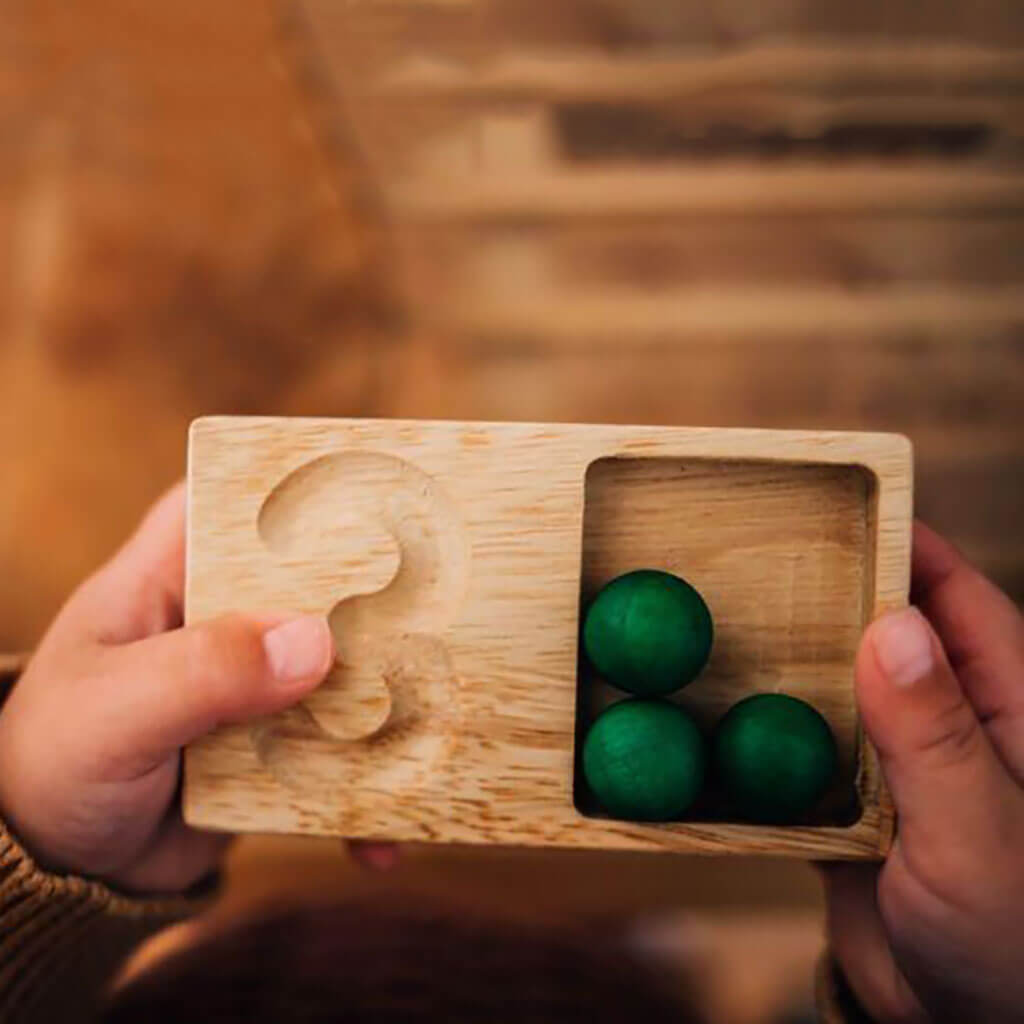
[
  {"x1": 183, "y1": 624, "x2": 227, "y2": 678},
  {"x1": 915, "y1": 700, "x2": 981, "y2": 769},
  {"x1": 182, "y1": 620, "x2": 254, "y2": 710}
]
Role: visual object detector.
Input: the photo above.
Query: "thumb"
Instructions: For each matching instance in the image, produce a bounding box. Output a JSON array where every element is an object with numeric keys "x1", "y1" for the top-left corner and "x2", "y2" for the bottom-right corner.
[
  {"x1": 857, "y1": 606, "x2": 1016, "y2": 860},
  {"x1": 86, "y1": 613, "x2": 334, "y2": 776}
]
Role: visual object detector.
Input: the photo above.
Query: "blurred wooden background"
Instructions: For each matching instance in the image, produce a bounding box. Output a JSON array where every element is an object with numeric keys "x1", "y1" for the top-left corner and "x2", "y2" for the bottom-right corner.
[
  {"x1": 297, "y1": 0, "x2": 1023, "y2": 599},
  {"x1": 1, "y1": 2, "x2": 1021, "y2": 1021}
]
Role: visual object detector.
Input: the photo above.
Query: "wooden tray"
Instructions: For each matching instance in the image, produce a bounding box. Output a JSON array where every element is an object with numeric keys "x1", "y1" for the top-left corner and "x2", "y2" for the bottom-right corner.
[{"x1": 184, "y1": 416, "x2": 911, "y2": 858}]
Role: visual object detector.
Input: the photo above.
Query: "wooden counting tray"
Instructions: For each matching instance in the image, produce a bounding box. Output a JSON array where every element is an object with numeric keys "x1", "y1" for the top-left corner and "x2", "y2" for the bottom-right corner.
[{"x1": 184, "y1": 416, "x2": 912, "y2": 858}]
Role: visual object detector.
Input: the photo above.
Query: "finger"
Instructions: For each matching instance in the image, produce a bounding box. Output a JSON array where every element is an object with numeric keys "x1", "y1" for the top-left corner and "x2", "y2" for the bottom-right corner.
[
  {"x1": 857, "y1": 607, "x2": 1022, "y2": 871},
  {"x1": 64, "y1": 482, "x2": 188, "y2": 646},
  {"x1": 820, "y1": 863, "x2": 926, "y2": 1023},
  {"x1": 347, "y1": 841, "x2": 400, "y2": 871},
  {"x1": 115, "y1": 812, "x2": 232, "y2": 894},
  {"x1": 83, "y1": 613, "x2": 335, "y2": 777},
  {"x1": 912, "y1": 521, "x2": 1024, "y2": 778}
]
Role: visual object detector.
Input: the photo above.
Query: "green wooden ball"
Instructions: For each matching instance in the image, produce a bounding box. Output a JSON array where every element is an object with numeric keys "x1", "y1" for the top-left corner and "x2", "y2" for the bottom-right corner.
[
  {"x1": 583, "y1": 570, "x2": 713, "y2": 696},
  {"x1": 582, "y1": 699, "x2": 705, "y2": 821},
  {"x1": 713, "y1": 693, "x2": 837, "y2": 823}
]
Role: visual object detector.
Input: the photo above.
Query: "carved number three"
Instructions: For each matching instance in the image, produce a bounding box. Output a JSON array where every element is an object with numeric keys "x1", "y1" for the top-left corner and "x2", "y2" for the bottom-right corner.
[{"x1": 255, "y1": 451, "x2": 468, "y2": 792}]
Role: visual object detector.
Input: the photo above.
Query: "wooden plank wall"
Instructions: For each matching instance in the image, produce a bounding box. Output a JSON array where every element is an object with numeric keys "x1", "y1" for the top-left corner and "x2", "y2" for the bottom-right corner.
[{"x1": 298, "y1": 0, "x2": 1024, "y2": 599}]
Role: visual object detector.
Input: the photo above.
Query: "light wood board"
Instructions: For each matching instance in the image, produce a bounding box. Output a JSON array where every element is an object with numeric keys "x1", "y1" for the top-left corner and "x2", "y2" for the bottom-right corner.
[{"x1": 185, "y1": 416, "x2": 911, "y2": 858}]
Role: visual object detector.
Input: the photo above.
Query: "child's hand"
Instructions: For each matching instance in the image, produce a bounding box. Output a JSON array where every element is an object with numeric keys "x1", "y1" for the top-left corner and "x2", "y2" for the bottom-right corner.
[
  {"x1": 824, "y1": 523, "x2": 1024, "y2": 1023},
  {"x1": 0, "y1": 483, "x2": 337, "y2": 894}
]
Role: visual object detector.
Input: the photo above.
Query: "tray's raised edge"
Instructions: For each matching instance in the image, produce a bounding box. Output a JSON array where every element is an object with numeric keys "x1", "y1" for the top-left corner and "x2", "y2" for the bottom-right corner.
[{"x1": 847, "y1": 431, "x2": 913, "y2": 858}]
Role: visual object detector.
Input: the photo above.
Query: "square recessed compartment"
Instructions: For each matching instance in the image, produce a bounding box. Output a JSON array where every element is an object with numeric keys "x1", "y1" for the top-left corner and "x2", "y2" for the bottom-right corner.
[{"x1": 574, "y1": 456, "x2": 875, "y2": 827}]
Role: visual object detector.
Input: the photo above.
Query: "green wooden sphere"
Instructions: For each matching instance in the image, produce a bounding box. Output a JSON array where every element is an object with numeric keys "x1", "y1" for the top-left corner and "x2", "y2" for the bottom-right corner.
[
  {"x1": 582, "y1": 699, "x2": 705, "y2": 821},
  {"x1": 713, "y1": 693, "x2": 837, "y2": 823},
  {"x1": 583, "y1": 570, "x2": 713, "y2": 696}
]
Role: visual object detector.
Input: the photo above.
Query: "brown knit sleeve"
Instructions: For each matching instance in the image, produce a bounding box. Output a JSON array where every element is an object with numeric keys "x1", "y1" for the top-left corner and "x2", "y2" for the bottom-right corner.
[
  {"x1": 815, "y1": 953, "x2": 877, "y2": 1024},
  {"x1": 0, "y1": 654, "x2": 209, "y2": 1024}
]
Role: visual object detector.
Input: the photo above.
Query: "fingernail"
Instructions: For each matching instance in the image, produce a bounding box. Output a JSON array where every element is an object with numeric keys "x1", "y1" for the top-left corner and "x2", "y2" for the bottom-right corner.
[
  {"x1": 872, "y1": 607, "x2": 935, "y2": 688},
  {"x1": 263, "y1": 616, "x2": 333, "y2": 688}
]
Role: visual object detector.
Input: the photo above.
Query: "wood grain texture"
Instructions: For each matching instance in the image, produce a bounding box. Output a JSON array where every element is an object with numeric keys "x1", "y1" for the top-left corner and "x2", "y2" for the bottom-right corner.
[{"x1": 185, "y1": 416, "x2": 911, "y2": 858}]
